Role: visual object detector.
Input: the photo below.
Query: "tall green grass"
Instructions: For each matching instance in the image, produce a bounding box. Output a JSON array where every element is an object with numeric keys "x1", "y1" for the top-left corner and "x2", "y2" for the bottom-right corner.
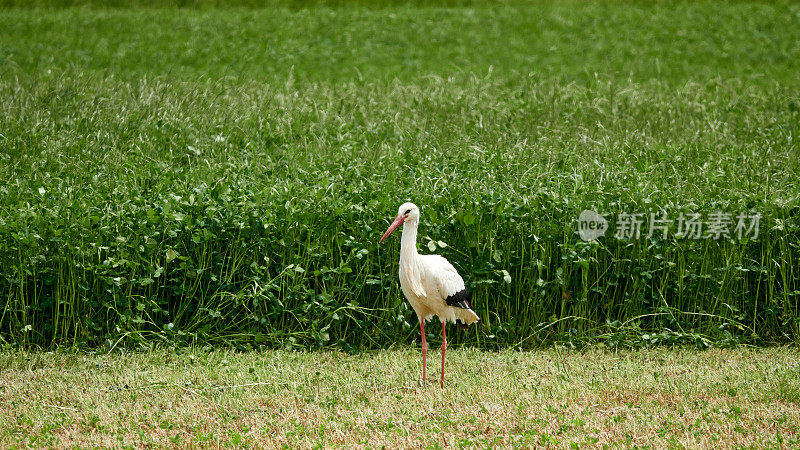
[{"x1": 0, "y1": 2, "x2": 798, "y2": 349}]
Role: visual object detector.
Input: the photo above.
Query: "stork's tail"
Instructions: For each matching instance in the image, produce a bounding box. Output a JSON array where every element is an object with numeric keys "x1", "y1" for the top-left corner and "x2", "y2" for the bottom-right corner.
[
  {"x1": 446, "y1": 290, "x2": 480, "y2": 329},
  {"x1": 455, "y1": 308, "x2": 480, "y2": 329}
]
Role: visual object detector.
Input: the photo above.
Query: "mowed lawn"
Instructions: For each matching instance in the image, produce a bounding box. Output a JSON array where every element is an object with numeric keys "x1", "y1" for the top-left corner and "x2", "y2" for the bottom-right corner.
[{"x1": 1, "y1": 348, "x2": 798, "y2": 447}]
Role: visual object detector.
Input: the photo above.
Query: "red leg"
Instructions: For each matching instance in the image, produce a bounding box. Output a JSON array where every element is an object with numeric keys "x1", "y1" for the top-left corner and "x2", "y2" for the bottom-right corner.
[
  {"x1": 440, "y1": 322, "x2": 447, "y2": 388},
  {"x1": 420, "y1": 320, "x2": 427, "y2": 383}
]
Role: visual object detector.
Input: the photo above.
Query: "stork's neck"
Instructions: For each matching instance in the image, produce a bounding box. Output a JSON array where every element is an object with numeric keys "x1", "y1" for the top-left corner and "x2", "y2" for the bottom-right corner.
[{"x1": 400, "y1": 219, "x2": 419, "y2": 262}]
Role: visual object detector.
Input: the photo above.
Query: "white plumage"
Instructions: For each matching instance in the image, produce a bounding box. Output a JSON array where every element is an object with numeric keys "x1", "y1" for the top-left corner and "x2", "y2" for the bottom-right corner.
[
  {"x1": 400, "y1": 254, "x2": 478, "y2": 326},
  {"x1": 380, "y1": 202, "x2": 479, "y2": 387}
]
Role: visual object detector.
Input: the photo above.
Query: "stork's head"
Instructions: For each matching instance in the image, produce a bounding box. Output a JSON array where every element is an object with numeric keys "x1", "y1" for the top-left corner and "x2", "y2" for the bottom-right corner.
[{"x1": 379, "y1": 202, "x2": 419, "y2": 243}]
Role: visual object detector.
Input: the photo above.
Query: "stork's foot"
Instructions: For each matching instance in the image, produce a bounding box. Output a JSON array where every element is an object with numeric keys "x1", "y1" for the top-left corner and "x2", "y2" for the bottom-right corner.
[
  {"x1": 440, "y1": 322, "x2": 447, "y2": 388},
  {"x1": 421, "y1": 345, "x2": 427, "y2": 384},
  {"x1": 420, "y1": 321, "x2": 428, "y2": 386}
]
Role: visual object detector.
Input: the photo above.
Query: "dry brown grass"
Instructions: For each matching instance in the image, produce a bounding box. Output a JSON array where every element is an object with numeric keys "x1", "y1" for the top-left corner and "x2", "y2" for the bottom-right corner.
[{"x1": 1, "y1": 347, "x2": 798, "y2": 448}]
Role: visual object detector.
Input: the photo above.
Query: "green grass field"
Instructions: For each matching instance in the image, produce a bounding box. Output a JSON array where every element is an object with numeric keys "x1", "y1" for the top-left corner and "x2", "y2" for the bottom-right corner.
[
  {"x1": 1, "y1": 1, "x2": 799, "y2": 350},
  {"x1": 1, "y1": 348, "x2": 799, "y2": 447}
]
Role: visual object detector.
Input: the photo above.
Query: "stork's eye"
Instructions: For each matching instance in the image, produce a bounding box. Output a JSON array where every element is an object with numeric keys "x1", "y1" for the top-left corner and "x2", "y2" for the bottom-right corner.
[{"x1": 404, "y1": 209, "x2": 411, "y2": 215}]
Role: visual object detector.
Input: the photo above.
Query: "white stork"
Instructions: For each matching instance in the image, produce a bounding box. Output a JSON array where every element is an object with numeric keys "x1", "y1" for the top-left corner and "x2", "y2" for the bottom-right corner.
[{"x1": 379, "y1": 202, "x2": 480, "y2": 387}]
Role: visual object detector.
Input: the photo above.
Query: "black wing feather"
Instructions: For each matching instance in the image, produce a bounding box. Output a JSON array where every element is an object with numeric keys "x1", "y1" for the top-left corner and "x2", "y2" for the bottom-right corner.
[{"x1": 445, "y1": 289, "x2": 473, "y2": 310}]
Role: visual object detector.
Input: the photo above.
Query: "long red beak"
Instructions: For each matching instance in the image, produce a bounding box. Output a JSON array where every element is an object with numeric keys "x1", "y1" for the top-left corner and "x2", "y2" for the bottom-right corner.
[{"x1": 379, "y1": 215, "x2": 405, "y2": 243}]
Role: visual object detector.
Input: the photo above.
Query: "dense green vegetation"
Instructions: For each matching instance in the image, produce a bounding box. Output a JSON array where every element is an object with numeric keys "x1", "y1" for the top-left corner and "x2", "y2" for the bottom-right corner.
[{"x1": 1, "y1": 1, "x2": 799, "y2": 350}]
